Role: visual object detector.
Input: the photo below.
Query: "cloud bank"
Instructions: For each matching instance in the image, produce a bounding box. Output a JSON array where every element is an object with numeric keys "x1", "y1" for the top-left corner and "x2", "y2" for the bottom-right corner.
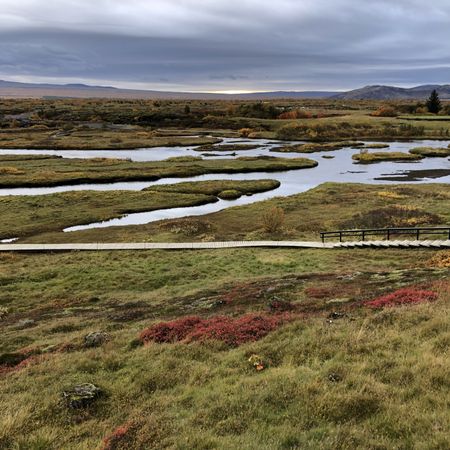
[{"x1": 1, "y1": 0, "x2": 449, "y2": 91}]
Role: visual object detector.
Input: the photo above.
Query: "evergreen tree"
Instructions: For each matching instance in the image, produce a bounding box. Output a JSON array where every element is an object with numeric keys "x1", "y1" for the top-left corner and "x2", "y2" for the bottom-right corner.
[{"x1": 426, "y1": 89, "x2": 442, "y2": 114}]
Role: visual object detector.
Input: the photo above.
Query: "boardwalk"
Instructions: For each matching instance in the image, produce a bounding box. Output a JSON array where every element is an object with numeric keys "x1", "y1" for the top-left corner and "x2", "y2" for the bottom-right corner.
[{"x1": 0, "y1": 240, "x2": 449, "y2": 252}]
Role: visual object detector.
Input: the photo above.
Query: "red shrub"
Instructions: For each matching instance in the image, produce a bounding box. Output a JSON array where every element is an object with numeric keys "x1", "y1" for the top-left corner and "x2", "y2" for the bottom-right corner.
[
  {"x1": 371, "y1": 106, "x2": 398, "y2": 117},
  {"x1": 0, "y1": 354, "x2": 46, "y2": 375},
  {"x1": 140, "y1": 313, "x2": 295, "y2": 347},
  {"x1": 365, "y1": 288, "x2": 438, "y2": 309},
  {"x1": 139, "y1": 316, "x2": 203, "y2": 344},
  {"x1": 185, "y1": 314, "x2": 291, "y2": 346},
  {"x1": 102, "y1": 423, "x2": 133, "y2": 450},
  {"x1": 278, "y1": 110, "x2": 312, "y2": 120}
]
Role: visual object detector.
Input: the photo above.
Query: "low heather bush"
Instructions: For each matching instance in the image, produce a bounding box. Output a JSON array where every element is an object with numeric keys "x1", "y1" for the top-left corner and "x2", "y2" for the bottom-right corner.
[
  {"x1": 140, "y1": 313, "x2": 294, "y2": 347},
  {"x1": 341, "y1": 205, "x2": 441, "y2": 229},
  {"x1": 140, "y1": 316, "x2": 203, "y2": 344},
  {"x1": 101, "y1": 423, "x2": 134, "y2": 450},
  {"x1": 365, "y1": 288, "x2": 438, "y2": 308}
]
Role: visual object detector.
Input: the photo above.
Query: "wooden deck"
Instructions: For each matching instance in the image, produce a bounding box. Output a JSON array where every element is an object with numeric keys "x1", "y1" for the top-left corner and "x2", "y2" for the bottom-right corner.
[{"x1": 0, "y1": 240, "x2": 449, "y2": 252}]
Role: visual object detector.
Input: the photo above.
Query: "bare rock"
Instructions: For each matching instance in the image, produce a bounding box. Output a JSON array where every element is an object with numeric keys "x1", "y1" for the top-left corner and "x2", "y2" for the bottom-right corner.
[
  {"x1": 62, "y1": 383, "x2": 102, "y2": 409},
  {"x1": 83, "y1": 331, "x2": 110, "y2": 348}
]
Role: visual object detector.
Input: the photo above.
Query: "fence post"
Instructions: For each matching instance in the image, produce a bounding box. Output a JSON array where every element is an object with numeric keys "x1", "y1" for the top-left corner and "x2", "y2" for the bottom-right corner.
[
  {"x1": 362, "y1": 231, "x2": 365, "y2": 241},
  {"x1": 416, "y1": 229, "x2": 420, "y2": 240},
  {"x1": 387, "y1": 229, "x2": 390, "y2": 241},
  {"x1": 339, "y1": 232, "x2": 342, "y2": 243}
]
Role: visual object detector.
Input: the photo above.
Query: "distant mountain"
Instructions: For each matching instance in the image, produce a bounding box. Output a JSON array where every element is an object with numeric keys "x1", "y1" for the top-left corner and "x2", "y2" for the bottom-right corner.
[
  {"x1": 332, "y1": 84, "x2": 450, "y2": 100},
  {"x1": 0, "y1": 80, "x2": 116, "y2": 90},
  {"x1": 0, "y1": 80, "x2": 449, "y2": 100},
  {"x1": 238, "y1": 91, "x2": 338, "y2": 99},
  {"x1": 0, "y1": 80, "x2": 338, "y2": 100}
]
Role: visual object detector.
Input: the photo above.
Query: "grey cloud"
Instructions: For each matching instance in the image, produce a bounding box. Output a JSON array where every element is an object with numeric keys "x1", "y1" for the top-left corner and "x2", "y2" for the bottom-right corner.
[{"x1": 0, "y1": 1, "x2": 449, "y2": 91}]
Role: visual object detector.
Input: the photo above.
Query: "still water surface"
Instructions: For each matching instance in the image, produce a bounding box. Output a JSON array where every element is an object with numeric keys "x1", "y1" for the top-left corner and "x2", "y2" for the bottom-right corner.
[{"x1": 0, "y1": 138, "x2": 448, "y2": 232}]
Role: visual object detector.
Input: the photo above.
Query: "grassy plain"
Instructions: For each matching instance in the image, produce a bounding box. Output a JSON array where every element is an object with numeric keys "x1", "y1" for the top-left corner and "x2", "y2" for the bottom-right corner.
[
  {"x1": 0, "y1": 180, "x2": 279, "y2": 238},
  {"x1": 20, "y1": 183, "x2": 450, "y2": 244},
  {"x1": 0, "y1": 127, "x2": 222, "y2": 150},
  {"x1": 1, "y1": 97, "x2": 450, "y2": 146},
  {"x1": 0, "y1": 154, "x2": 316, "y2": 188},
  {"x1": 0, "y1": 97, "x2": 449, "y2": 449},
  {"x1": 409, "y1": 146, "x2": 450, "y2": 157},
  {"x1": 271, "y1": 141, "x2": 364, "y2": 153},
  {"x1": 352, "y1": 152, "x2": 423, "y2": 163},
  {"x1": 0, "y1": 247, "x2": 449, "y2": 449}
]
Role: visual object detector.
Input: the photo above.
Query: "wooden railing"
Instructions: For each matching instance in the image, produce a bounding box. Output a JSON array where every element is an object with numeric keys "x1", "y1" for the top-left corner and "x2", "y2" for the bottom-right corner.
[{"x1": 320, "y1": 227, "x2": 450, "y2": 243}]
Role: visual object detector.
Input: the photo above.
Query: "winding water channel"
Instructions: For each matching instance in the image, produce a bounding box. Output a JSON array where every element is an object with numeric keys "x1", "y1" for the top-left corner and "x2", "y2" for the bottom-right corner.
[{"x1": 1, "y1": 138, "x2": 449, "y2": 233}]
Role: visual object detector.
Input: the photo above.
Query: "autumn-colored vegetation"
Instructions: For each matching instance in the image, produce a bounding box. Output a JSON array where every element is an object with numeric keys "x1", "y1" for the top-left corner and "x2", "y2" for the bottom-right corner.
[
  {"x1": 101, "y1": 423, "x2": 134, "y2": 450},
  {"x1": 341, "y1": 205, "x2": 442, "y2": 229},
  {"x1": 1, "y1": 97, "x2": 449, "y2": 145},
  {"x1": 139, "y1": 313, "x2": 295, "y2": 347},
  {"x1": 365, "y1": 287, "x2": 438, "y2": 308},
  {"x1": 427, "y1": 251, "x2": 450, "y2": 268},
  {"x1": 370, "y1": 105, "x2": 398, "y2": 117},
  {"x1": 261, "y1": 206, "x2": 285, "y2": 233},
  {"x1": 352, "y1": 151, "x2": 423, "y2": 163},
  {"x1": 1, "y1": 247, "x2": 449, "y2": 449}
]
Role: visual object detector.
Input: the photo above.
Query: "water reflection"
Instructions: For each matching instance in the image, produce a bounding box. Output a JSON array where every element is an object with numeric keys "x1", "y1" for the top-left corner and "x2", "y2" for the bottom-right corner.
[{"x1": 0, "y1": 138, "x2": 448, "y2": 231}]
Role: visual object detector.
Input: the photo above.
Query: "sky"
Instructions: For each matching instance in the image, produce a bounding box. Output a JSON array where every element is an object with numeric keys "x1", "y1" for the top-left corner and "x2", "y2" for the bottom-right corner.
[{"x1": 1, "y1": 0, "x2": 450, "y2": 93}]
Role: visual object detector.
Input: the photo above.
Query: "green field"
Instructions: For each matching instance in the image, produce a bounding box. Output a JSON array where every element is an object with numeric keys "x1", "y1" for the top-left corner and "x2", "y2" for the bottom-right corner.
[
  {"x1": 0, "y1": 180, "x2": 279, "y2": 238},
  {"x1": 0, "y1": 154, "x2": 316, "y2": 188},
  {"x1": 1, "y1": 247, "x2": 449, "y2": 449},
  {"x1": 16, "y1": 183, "x2": 450, "y2": 244},
  {"x1": 1, "y1": 97, "x2": 450, "y2": 146},
  {"x1": 1, "y1": 97, "x2": 449, "y2": 449}
]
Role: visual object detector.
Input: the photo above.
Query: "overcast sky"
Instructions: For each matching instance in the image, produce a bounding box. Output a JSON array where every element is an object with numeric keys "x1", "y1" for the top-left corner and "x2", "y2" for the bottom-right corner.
[{"x1": 1, "y1": 0, "x2": 449, "y2": 92}]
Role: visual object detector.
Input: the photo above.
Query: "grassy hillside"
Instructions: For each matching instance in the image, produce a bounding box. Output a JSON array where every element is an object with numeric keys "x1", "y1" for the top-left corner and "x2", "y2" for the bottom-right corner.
[
  {"x1": 25, "y1": 183, "x2": 450, "y2": 244},
  {"x1": 1, "y1": 97, "x2": 449, "y2": 449},
  {"x1": 0, "y1": 247, "x2": 449, "y2": 449}
]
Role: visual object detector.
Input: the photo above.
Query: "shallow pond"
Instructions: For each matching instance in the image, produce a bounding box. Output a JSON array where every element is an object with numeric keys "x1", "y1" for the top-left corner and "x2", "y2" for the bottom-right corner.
[{"x1": 0, "y1": 138, "x2": 449, "y2": 233}]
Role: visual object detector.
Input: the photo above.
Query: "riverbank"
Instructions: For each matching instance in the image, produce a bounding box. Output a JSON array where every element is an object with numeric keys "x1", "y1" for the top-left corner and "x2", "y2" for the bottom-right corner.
[
  {"x1": 0, "y1": 180, "x2": 280, "y2": 239},
  {"x1": 0, "y1": 154, "x2": 317, "y2": 188},
  {"x1": 7, "y1": 183, "x2": 449, "y2": 244}
]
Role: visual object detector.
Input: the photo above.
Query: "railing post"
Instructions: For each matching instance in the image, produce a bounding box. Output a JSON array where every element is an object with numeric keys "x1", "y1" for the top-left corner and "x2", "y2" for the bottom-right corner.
[{"x1": 320, "y1": 227, "x2": 450, "y2": 244}]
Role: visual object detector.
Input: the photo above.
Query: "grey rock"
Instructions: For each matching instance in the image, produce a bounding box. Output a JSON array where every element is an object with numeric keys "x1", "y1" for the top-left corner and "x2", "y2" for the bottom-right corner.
[
  {"x1": 62, "y1": 383, "x2": 102, "y2": 409},
  {"x1": 16, "y1": 318, "x2": 35, "y2": 329},
  {"x1": 84, "y1": 331, "x2": 110, "y2": 348},
  {"x1": 328, "y1": 373, "x2": 343, "y2": 383}
]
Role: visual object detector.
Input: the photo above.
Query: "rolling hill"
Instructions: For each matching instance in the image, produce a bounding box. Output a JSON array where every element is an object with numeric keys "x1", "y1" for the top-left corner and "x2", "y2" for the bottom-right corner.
[
  {"x1": 0, "y1": 80, "x2": 449, "y2": 100},
  {"x1": 0, "y1": 80, "x2": 338, "y2": 100},
  {"x1": 332, "y1": 84, "x2": 450, "y2": 100}
]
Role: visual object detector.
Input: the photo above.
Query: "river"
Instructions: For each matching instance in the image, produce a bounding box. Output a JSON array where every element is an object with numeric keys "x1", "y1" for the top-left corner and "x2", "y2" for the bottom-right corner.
[{"x1": 0, "y1": 138, "x2": 449, "y2": 233}]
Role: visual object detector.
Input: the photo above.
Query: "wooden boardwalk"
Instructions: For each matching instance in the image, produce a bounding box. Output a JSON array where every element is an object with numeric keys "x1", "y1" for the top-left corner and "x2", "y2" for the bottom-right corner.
[{"x1": 0, "y1": 240, "x2": 449, "y2": 252}]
